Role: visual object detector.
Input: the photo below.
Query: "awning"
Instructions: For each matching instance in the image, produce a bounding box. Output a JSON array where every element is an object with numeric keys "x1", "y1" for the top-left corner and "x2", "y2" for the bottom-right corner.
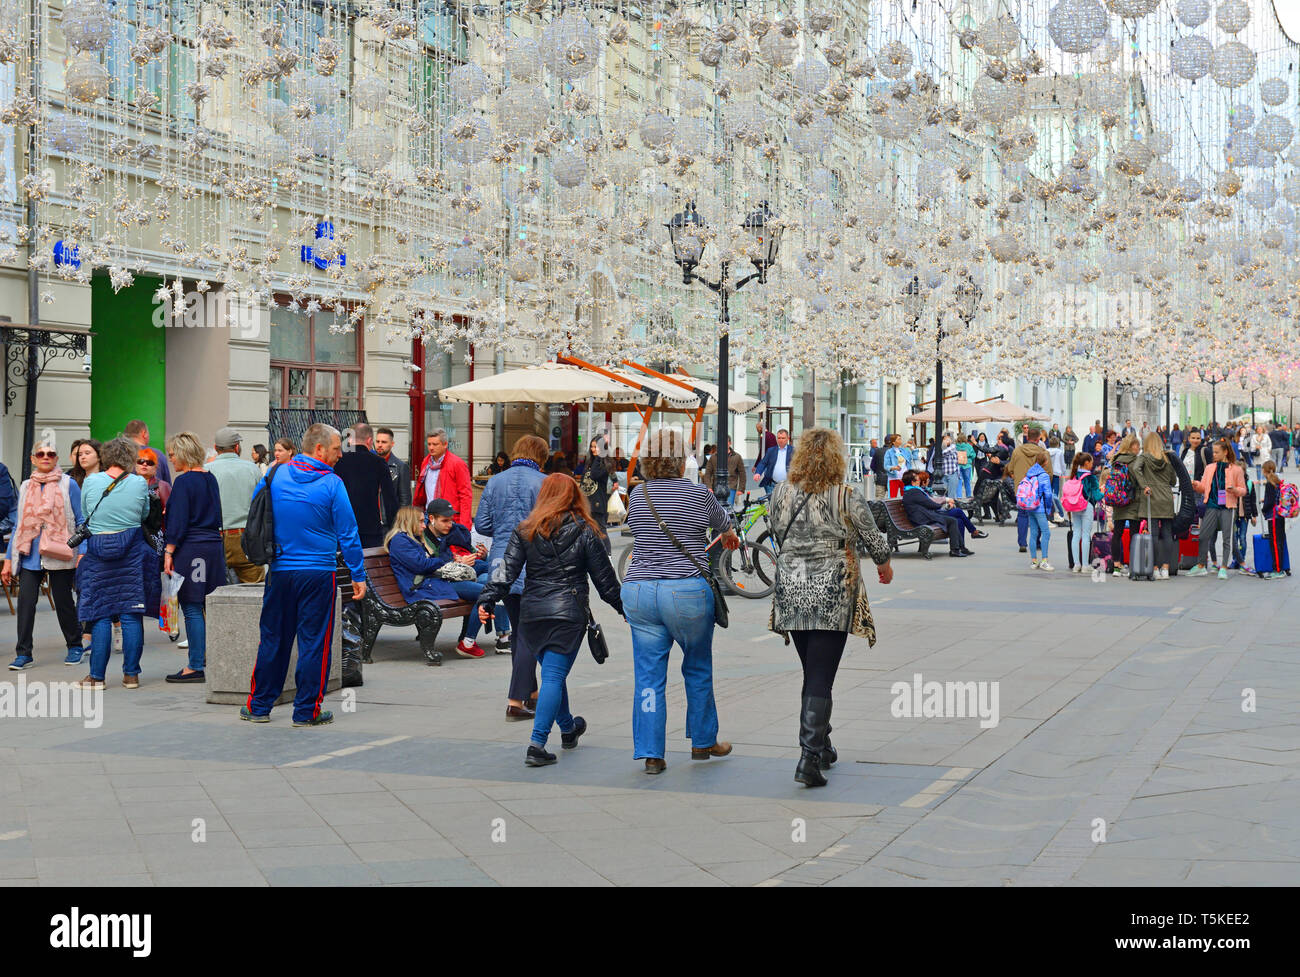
[{"x1": 905, "y1": 398, "x2": 1000, "y2": 424}]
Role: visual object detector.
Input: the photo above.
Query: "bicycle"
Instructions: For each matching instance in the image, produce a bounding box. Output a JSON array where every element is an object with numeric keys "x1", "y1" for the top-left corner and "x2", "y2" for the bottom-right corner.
[
  {"x1": 615, "y1": 492, "x2": 777, "y2": 599},
  {"x1": 717, "y1": 493, "x2": 778, "y2": 599}
]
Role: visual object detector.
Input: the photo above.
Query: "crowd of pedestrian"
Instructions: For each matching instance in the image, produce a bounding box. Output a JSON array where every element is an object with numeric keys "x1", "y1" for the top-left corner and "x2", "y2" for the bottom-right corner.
[{"x1": 5, "y1": 406, "x2": 1295, "y2": 788}]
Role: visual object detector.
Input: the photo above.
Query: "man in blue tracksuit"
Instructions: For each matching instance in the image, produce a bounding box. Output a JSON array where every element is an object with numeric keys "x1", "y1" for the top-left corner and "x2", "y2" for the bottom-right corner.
[{"x1": 243, "y1": 424, "x2": 367, "y2": 727}]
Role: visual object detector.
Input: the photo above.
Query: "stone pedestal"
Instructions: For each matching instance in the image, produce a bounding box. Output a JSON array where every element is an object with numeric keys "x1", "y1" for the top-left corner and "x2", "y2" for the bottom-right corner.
[{"x1": 205, "y1": 583, "x2": 341, "y2": 705}]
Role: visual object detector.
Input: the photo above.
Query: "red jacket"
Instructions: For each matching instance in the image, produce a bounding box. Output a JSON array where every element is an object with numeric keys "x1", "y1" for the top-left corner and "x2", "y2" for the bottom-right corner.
[{"x1": 413, "y1": 450, "x2": 473, "y2": 528}]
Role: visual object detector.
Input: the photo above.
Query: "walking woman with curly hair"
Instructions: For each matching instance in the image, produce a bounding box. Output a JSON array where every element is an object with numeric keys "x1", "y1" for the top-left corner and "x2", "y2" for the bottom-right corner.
[{"x1": 769, "y1": 428, "x2": 894, "y2": 787}]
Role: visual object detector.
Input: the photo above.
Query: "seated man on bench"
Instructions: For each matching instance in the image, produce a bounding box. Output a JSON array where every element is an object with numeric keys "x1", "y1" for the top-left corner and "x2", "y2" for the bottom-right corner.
[
  {"x1": 900, "y1": 471, "x2": 978, "y2": 558},
  {"x1": 385, "y1": 502, "x2": 498, "y2": 659}
]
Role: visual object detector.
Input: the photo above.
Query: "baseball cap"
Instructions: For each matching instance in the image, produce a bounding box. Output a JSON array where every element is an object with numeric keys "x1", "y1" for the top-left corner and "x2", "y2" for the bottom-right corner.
[
  {"x1": 214, "y1": 427, "x2": 242, "y2": 448},
  {"x1": 426, "y1": 498, "x2": 458, "y2": 518}
]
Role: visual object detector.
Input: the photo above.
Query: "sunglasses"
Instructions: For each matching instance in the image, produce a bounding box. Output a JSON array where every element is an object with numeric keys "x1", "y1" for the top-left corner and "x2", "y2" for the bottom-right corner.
[
  {"x1": 33, "y1": 451, "x2": 57, "y2": 459},
  {"x1": 137, "y1": 458, "x2": 156, "y2": 465}
]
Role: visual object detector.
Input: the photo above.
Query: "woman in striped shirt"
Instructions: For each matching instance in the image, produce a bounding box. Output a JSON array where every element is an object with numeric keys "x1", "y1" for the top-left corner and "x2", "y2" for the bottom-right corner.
[{"x1": 622, "y1": 429, "x2": 739, "y2": 775}]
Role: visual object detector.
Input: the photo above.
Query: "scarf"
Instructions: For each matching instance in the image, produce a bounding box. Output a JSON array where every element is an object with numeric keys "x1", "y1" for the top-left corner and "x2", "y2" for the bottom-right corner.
[
  {"x1": 511, "y1": 458, "x2": 541, "y2": 472},
  {"x1": 14, "y1": 469, "x2": 69, "y2": 558}
]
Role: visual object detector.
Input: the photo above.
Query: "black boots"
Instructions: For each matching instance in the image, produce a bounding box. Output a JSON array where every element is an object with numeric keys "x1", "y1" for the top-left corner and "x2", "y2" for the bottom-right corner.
[
  {"x1": 795, "y1": 695, "x2": 832, "y2": 787},
  {"x1": 821, "y1": 700, "x2": 837, "y2": 769}
]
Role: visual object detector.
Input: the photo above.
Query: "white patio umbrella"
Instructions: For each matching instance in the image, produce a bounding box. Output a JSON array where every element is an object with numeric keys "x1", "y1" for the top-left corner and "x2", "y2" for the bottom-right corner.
[
  {"x1": 436, "y1": 362, "x2": 648, "y2": 406},
  {"x1": 905, "y1": 398, "x2": 999, "y2": 424}
]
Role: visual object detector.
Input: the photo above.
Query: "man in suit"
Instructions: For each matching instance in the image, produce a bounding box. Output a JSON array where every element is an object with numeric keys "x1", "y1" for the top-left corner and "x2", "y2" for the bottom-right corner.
[
  {"x1": 900, "y1": 471, "x2": 973, "y2": 557},
  {"x1": 374, "y1": 426, "x2": 412, "y2": 521},
  {"x1": 333, "y1": 422, "x2": 399, "y2": 548},
  {"x1": 1081, "y1": 421, "x2": 1101, "y2": 457},
  {"x1": 753, "y1": 428, "x2": 794, "y2": 498}
]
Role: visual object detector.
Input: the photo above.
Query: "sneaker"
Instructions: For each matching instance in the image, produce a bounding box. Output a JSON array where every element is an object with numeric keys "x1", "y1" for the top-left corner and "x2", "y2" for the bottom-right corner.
[
  {"x1": 63, "y1": 647, "x2": 83, "y2": 666},
  {"x1": 178, "y1": 638, "x2": 189, "y2": 649},
  {"x1": 456, "y1": 639, "x2": 486, "y2": 659},
  {"x1": 293, "y1": 710, "x2": 334, "y2": 727},
  {"x1": 560, "y1": 716, "x2": 587, "y2": 750},
  {"x1": 75, "y1": 675, "x2": 104, "y2": 690},
  {"x1": 525, "y1": 745, "x2": 557, "y2": 767},
  {"x1": 1029, "y1": 558, "x2": 1039, "y2": 568},
  {"x1": 122, "y1": 675, "x2": 139, "y2": 690},
  {"x1": 1217, "y1": 568, "x2": 1229, "y2": 580},
  {"x1": 7, "y1": 656, "x2": 33, "y2": 670},
  {"x1": 1019, "y1": 546, "x2": 1027, "y2": 553},
  {"x1": 1158, "y1": 568, "x2": 1169, "y2": 580},
  {"x1": 239, "y1": 705, "x2": 270, "y2": 723},
  {"x1": 1112, "y1": 566, "x2": 1124, "y2": 576},
  {"x1": 494, "y1": 632, "x2": 511, "y2": 654},
  {"x1": 1185, "y1": 565, "x2": 1208, "y2": 577},
  {"x1": 1038, "y1": 561, "x2": 1055, "y2": 572}
]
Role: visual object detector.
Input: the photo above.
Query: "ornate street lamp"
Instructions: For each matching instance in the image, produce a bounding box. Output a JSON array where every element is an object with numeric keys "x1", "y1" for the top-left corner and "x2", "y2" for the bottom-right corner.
[{"x1": 666, "y1": 200, "x2": 783, "y2": 500}]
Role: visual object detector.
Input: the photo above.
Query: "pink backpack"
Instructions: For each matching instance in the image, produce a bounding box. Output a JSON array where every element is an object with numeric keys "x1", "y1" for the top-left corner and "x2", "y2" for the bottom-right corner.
[
  {"x1": 1062, "y1": 476, "x2": 1088, "y2": 512},
  {"x1": 1015, "y1": 475, "x2": 1040, "y2": 510},
  {"x1": 1277, "y1": 482, "x2": 1300, "y2": 519}
]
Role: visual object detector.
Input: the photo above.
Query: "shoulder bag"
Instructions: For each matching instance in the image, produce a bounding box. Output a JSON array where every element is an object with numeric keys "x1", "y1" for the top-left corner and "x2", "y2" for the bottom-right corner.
[{"x1": 639, "y1": 483, "x2": 729, "y2": 629}]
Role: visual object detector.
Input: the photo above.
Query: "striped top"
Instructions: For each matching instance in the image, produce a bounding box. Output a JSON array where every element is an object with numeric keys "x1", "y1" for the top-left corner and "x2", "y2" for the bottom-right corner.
[{"x1": 624, "y1": 478, "x2": 731, "y2": 581}]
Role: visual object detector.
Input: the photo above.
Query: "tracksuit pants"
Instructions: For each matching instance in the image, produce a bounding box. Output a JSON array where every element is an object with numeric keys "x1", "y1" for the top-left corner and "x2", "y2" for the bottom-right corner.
[{"x1": 247, "y1": 569, "x2": 336, "y2": 723}]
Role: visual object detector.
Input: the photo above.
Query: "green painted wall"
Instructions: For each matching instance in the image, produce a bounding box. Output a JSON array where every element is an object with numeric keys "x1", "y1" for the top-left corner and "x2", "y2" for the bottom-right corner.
[{"x1": 90, "y1": 274, "x2": 166, "y2": 444}]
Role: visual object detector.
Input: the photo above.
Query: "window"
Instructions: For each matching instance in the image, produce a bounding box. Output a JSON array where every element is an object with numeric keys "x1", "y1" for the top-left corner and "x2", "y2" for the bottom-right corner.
[
  {"x1": 269, "y1": 300, "x2": 362, "y2": 412},
  {"x1": 104, "y1": 0, "x2": 196, "y2": 120}
]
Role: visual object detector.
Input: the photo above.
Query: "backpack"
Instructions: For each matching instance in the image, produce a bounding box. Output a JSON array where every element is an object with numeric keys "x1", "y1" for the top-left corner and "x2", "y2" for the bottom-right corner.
[
  {"x1": 1103, "y1": 459, "x2": 1135, "y2": 507},
  {"x1": 1062, "y1": 476, "x2": 1088, "y2": 512},
  {"x1": 1277, "y1": 482, "x2": 1300, "y2": 519},
  {"x1": 1015, "y1": 474, "x2": 1040, "y2": 510},
  {"x1": 241, "y1": 463, "x2": 282, "y2": 565}
]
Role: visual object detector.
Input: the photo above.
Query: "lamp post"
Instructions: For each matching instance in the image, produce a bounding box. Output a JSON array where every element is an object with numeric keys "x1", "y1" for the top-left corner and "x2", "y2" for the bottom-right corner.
[
  {"x1": 667, "y1": 201, "x2": 782, "y2": 501},
  {"x1": 1196, "y1": 368, "x2": 1219, "y2": 427},
  {"x1": 1165, "y1": 373, "x2": 1171, "y2": 435}
]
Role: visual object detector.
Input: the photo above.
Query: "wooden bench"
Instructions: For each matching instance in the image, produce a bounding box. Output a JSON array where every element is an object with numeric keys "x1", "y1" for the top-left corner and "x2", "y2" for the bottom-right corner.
[
  {"x1": 337, "y1": 547, "x2": 474, "y2": 667},
  {"x1": 868, "y1": 499, "x2": 948, "y2": 559}
]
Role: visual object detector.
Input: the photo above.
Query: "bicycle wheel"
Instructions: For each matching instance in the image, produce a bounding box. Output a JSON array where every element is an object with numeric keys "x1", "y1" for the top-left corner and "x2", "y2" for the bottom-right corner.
[
  {"x1": 720, "y1": 542, "x2": 777, "y2": 599},
  {"x1": 752, "y1": 530, "x2": 777, "y2": 585},
  {"x1": 617, "y1": 543, "x2": 634, "y2": 581}
]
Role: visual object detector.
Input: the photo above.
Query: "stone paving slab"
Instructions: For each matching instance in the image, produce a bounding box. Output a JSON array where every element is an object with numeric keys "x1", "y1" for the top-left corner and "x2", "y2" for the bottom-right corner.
[{"x1": 2, "y1": 523, "x2": 1297, "y2": 884}]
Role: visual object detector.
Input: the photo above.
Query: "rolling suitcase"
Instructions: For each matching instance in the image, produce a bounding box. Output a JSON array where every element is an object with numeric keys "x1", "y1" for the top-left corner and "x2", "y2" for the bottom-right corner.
[
  {"x1": 1253, "y1": 526, "x2": 1290, "y2": 575},
  {"x1": 1129, "y1": 497, "x2": 1155, "y2": 580}
]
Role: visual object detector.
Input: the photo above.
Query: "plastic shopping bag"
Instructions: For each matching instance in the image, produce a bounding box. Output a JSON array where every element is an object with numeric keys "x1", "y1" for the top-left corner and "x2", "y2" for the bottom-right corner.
[{"x1": 160, "y1": 571, "x2": 183, "y2": 639}]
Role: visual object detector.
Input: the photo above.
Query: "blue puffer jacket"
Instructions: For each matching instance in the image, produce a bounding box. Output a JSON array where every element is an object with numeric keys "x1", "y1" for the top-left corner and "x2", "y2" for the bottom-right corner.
[
  {"x1": 76, "y1": 526, "x2": 149, "y2": 621},
  {"x1": 387, "y1": 532, "x2": 458, "y2": 602},
  {"x1": 473, "y1": 461, "x2": 544, "y2": 596}
]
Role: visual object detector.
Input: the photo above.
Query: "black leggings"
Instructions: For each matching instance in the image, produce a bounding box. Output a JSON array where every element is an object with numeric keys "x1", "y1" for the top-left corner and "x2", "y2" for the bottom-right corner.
[{"x1": 791, "y1": 630, "x2": 847, "y2": 699}]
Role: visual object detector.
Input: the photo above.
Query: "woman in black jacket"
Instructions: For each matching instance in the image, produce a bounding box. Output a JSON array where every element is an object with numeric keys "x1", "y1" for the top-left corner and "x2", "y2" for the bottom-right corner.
[
  {"x1": 478, "y1": 473, "x2": 624, "y2": 767},
  {"x1": 1260, "y1": 461, "x2": 1290, "y2": 578}
]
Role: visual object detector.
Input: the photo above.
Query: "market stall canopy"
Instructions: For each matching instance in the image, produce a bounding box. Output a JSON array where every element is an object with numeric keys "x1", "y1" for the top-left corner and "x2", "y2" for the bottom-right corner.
[
  {"x1": 656, "y1": 374, "x2": 763, "y2": 415},
  {"x1": 439, "y1": 362, "x2": 762, "y2": 414},
  {"x1": 982, "y1": 400, "x2": 1051, "y2": 423},
  {"x1": 436, "y1": 363, "x2": 647, "y2": 407},
  {"x1": 905, "y1": 398, "x2": 999, "y2": 424}
]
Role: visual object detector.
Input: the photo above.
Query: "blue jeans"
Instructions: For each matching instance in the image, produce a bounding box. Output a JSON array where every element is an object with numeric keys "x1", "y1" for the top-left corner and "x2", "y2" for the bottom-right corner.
[
  {"x1": 1017, "y1": 510, "x2": 1029, "y2": 547},
  {"x1": 959, "y1": 468, "x2": 972, "y2": 498},
  {"x1": 1233, "y1": 514, "x2": 1249, "y2": 566},
  {"x1": 1069, "y1": 507, "x2": 1095, "y2": 567},
  {"x1": 1027, "y1": 509, "x2": 1050, "y2": 559},
  {"x1": 182, "y1": 601, "x2": 206, "y2": 670},
  {"x1": 88, "y1": 613, "x2": 143, "y2": 680},
  {"x1": 622, "y1": 577, "x2": 718, "y2": 760},
  {"x1": 532, "y1": 647, "x2": 578, "y2": 747},
  {"x1": 473, "y1": 574, "x2": 511, "y2": 634},
  {"x1": 944, "y1": 473, "x2": 962, "y2": 500},
  {"x1": 451, "y1": 580, "x2": 487, "y2": 639}
]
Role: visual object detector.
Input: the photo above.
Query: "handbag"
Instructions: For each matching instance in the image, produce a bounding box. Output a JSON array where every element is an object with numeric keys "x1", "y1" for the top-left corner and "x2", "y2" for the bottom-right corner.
[
  {"x1": 433, "y1": 560, "x2": 477, "y2": 582},
  {"x1": 38, "y1": 536, "x2": 75, "y2": 562},
  {"x1": 586, "y1": 608, "x2": 608, "y2": 664},
  {"x1": 639, "y1": 484, "x2": 729, "y2": 629}
]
